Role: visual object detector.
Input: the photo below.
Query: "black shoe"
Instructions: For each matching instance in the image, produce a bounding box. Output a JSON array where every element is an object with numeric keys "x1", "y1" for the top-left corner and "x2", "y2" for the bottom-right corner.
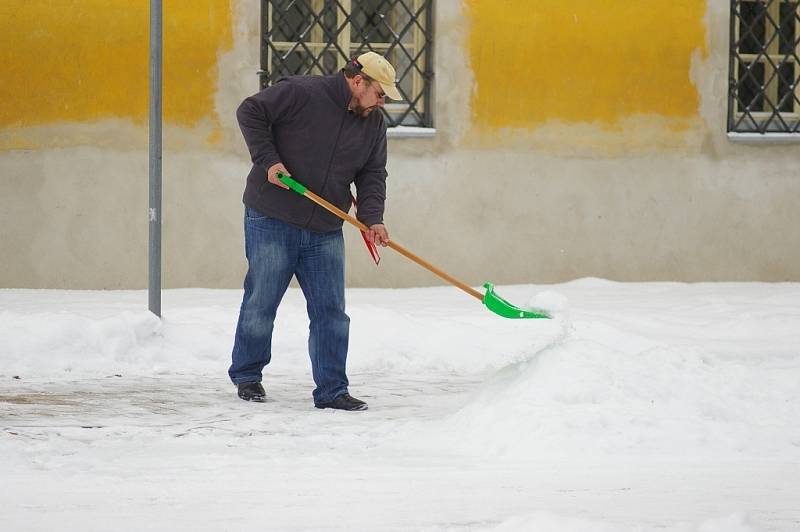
[
  {"x1": 315, "y1": 393, "x2": 368, "y2": 411},
  {"x1": 237, "y1": 382, "x2": 266, "y2": 402}
]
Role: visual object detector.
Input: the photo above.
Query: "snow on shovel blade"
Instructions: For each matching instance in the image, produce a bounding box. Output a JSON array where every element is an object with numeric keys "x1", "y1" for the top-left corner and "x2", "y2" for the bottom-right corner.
[{"x1": 483, "y1": 283, "x2": 551, "y2": 319}]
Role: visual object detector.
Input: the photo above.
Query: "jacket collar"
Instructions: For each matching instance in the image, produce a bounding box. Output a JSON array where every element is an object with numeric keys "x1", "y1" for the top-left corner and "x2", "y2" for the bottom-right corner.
[{"x1": 329, "y1": 71, "x2": 352, "y2": 109}]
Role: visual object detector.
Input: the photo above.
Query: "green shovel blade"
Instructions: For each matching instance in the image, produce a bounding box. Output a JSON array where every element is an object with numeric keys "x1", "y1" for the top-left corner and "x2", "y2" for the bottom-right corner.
[{"x1": 483, "y1": 283, "x2": 551, "y2": 319}]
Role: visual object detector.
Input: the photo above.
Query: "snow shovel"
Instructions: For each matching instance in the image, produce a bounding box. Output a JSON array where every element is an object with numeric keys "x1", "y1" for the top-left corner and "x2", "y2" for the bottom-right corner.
[
  {"x1": 277, "y1": 172, "x2": 551, "y2": 319},
  {"x1": 278, "y1": 172, "x2": 552, "y2": 319}
]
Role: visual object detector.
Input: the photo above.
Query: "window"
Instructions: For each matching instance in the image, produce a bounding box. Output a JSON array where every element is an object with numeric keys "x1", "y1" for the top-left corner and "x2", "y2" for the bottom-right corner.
[
  {"x1": 729, "y1": 0, "x2": 800, "y2": 134},
  {"x1": 259, "y1": 0, "x2": 434, "y2": 129}
]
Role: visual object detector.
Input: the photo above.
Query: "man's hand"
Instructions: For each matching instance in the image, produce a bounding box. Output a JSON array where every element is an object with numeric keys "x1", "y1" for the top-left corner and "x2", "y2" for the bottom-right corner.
[
  {"x1": 366, "y1": 224, "x2": 389, "y2": 247},
  {"x1": 267, "y1": 162, "x2": 290, "y2": 189}
]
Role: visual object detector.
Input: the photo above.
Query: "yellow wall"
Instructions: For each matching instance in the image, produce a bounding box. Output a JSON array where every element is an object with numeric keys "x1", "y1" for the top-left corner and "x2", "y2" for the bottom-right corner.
[
  {"x1": 0, "y1": 1, "x2": 232, "y2": 130},
  {"x1": 1, "y1": 1, "x2": 708, "y2": 138},
  {"x1": 468, "y1": 0, "x2": 708, "y2": 129}
]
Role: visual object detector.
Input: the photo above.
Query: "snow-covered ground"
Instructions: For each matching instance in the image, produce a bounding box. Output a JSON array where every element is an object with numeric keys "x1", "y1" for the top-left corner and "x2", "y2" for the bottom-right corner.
[{"x1": 1, "y1": 280, "x2": 799, "y2": 531}]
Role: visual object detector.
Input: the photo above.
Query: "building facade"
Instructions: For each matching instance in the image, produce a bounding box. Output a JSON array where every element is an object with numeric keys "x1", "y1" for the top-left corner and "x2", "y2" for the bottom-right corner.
[{"x1": 1, "y1": 1, "x2": 798, "y2": 288}]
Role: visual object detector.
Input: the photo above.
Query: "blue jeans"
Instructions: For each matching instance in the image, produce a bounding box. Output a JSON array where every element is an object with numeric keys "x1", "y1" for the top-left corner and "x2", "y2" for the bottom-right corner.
[{"x1": 229, "y1": 207, "x2": 350, "y2": 404}]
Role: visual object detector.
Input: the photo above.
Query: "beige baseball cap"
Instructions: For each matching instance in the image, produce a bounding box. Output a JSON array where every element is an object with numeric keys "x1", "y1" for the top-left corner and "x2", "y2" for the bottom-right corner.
[{"x1": 356, "y1": 51, "x2": 402, "y2": 100}]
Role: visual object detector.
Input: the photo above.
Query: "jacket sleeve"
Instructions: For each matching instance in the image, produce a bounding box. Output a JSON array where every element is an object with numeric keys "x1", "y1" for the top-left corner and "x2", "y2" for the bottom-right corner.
[
  {"x1": 235, "y1": 80, "x2": 308, "y2": 172},
  {"x1": 353, "y1": 126, "x2": 388, "y2": 227}
]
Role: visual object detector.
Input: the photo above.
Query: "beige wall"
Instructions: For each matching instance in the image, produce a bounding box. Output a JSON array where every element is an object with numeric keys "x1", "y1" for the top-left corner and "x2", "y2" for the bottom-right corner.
[{"x1": 1, "y1": 1, "x2": 798, "y2": 289}]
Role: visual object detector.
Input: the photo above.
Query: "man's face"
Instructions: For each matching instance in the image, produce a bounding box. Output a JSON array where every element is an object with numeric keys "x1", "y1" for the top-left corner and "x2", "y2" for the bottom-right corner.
[{"x1": 350, "y1": 77, "x2": 386, "y2": 118}]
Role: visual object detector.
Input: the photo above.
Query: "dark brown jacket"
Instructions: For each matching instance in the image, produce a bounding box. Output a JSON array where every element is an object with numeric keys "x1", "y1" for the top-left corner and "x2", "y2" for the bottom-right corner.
[{"x1": 237, "y1": 72, "x2": 388, "y2": 232}]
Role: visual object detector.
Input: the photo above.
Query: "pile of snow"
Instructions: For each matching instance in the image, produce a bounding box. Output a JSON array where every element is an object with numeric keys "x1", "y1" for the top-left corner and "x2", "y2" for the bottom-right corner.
[
  {"x1": 0, "y1": 285, "x2": 569, "y2": 378},
  {"x1": 0, "y1": 290, "x2": 234, "y2": 377},
  {"x1": 412, "y1": 280, "x2": 800, "y2": 460}
]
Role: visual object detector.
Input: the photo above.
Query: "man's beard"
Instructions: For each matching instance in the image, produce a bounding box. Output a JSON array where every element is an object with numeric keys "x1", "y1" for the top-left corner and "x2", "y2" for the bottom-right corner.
[{"x1": 349, "y1": 96, "x2": 378, "y2": 118}]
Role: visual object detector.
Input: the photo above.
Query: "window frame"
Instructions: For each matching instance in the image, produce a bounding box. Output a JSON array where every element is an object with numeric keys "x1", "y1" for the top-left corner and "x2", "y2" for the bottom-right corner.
[
  {"x1": 258, "y1": 0, "x2": 435, "y2": 132},
  {"x1": 728, "y1": 0, "x2": 800, "y2": 141}
]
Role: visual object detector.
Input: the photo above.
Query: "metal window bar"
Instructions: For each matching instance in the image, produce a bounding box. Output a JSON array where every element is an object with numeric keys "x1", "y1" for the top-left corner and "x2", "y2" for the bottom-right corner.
[
  {"x1": 259, "y1": 0, "x2": 434, "y2": 128},
  {"x1": 728, "y1": 0, "x2": 800, "y2": 133}
]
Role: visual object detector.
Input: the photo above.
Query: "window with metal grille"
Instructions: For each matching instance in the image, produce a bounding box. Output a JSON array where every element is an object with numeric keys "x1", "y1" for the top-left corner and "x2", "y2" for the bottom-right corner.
[
  {"x1": 728, "y1": 0, "x2": 800, "y2": 134},
  {"x1": 259, "y1": 0, "x2": 434, "y2": 129}
]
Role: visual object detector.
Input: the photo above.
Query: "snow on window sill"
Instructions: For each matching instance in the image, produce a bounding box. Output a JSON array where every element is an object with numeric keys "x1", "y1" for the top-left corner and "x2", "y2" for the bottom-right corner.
[
  {"x1": 727, "y1": 132, "x2": 800, "y2": 144},
  {"x1": 387, "y1": 126, "x2": 436, "y2": 139}
]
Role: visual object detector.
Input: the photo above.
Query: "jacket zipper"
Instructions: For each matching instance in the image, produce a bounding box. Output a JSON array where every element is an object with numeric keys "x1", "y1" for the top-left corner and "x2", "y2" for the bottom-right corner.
[{"x1": 306, "y1": 106, "x2": 348, "y2": 229}]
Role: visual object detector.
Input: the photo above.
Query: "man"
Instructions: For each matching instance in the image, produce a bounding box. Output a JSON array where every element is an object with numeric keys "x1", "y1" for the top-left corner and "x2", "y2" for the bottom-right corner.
[{"x1": 229, "y1": 51, "x2": 402, "y2": 411}]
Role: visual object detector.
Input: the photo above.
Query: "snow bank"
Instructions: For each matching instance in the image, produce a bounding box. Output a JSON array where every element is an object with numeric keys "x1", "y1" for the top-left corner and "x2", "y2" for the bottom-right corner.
[
  {"x1": 421, "y1": 280, "x2": 800, "y2": 460},
  {"x1": 0, "y1": 285, "x2": 569, "y2": 378},
  {"x1": 2, "y1": 282, "x2": 798, "y2": 463},
  {"x1": 346, "y1": 288, "x2": 569, "y2": 374},
  {"x1": 0, "y1": 290, "x2": 238, "y2": 378}
]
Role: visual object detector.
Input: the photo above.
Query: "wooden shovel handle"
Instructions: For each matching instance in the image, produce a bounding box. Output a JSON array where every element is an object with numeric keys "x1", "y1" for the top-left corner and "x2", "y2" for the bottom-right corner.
[{"x1": 302, "y1": 188, "x2": 484, "y2": 301}]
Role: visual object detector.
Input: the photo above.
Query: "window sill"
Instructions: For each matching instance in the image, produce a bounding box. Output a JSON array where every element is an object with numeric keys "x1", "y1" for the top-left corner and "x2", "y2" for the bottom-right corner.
[
  {"x1": 727, "y1": 132, "x2": 800, "y2": 144},
  {"x1": 387, "y1": 126, "x2": 436, "y2": 139}
]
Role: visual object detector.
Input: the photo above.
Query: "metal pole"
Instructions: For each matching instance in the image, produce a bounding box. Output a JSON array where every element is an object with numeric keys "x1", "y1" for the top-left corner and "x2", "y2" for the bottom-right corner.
[{"x1": 148, "y1": 0, "x2": 162, "y2": 317}]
